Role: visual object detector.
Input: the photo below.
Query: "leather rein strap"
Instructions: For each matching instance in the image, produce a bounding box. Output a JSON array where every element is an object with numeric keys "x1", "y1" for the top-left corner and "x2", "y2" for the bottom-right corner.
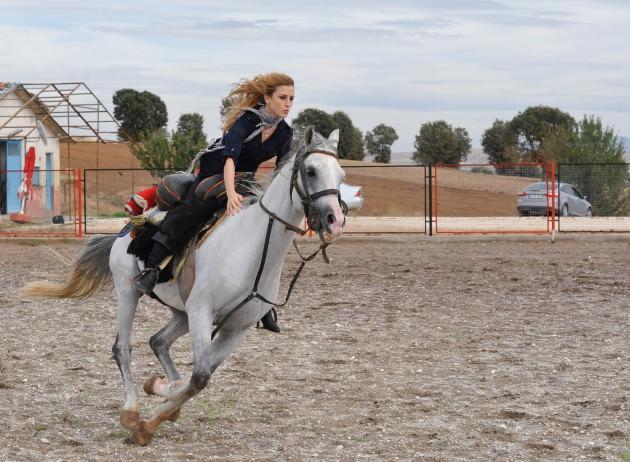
[{"x1": 211, "y1": 149, "x2": 337, "y2": 339}]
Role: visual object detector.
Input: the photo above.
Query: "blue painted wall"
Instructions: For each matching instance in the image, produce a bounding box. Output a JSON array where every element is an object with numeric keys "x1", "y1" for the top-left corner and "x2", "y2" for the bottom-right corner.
[{"x1": 5, "y1": 140, "x2": 22, "y2": 213}]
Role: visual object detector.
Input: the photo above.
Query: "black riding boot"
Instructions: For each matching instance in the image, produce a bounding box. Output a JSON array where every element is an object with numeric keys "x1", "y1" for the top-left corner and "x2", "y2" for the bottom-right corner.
[
  {"x1": 260, "y1": 308, "x2": 281, "y2": 333},
  {"x1": 133, "y1": 237, "x2": 171, "y2": 295}
]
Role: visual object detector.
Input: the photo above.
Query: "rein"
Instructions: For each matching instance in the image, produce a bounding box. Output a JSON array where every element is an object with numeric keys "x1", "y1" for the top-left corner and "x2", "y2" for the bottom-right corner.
[{"x1": 210, "y1": 148, "x2": 338, "y2": 340}]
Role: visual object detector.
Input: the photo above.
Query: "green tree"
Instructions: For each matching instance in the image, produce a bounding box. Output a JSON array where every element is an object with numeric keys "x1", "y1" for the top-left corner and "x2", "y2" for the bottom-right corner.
[
  {"x1": 509, "y1": 105, "x2": 575, "y2": 161},
  {"x1": 292, "y1": 108, "x2": 336, "y2": 137},
  {"x1": 482, "y1": 119, "x2": 519, "y2": 165},
  {"x1": 545, "y1": 115, "x2": 629, "y2": 215},
  {"x1": 412, "y1": 120, "x2": 471, "y2": 165},
  {"x1": 131, "y1": 113, "x2": 208, "y2": 176},
  {"x1": 113, "y1": 89, "x2": 168, "y2": 141},
  {"x1": 176, "y1": 113, "x2": 208, "y2": 148},
  {"x1": 171, "y1": 113, "x2": 208, "y2": 171},
  {"x1": 130, "y1": 129, "x2": 174, "y2": 176},
  {"x1": 331, "y1": 111, "x2": 364, "y2": 160},
  {"x1": 365, "y1": 124, "x2": 399, "y2": 163},
  {"x1": 293, "y1": 108, "x2": 364, "y2": 160}
]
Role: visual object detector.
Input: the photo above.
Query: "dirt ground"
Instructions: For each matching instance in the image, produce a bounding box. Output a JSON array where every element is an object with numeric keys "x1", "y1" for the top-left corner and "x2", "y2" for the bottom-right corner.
[{"x1": 1, "y1": 235, "x2": 629, "y2": 461}]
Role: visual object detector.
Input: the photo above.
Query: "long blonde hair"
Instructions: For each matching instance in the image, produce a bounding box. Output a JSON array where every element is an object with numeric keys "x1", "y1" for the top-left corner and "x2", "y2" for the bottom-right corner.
[{"x1": 223, "y1": 72, "x2": 294, "y2": 132}]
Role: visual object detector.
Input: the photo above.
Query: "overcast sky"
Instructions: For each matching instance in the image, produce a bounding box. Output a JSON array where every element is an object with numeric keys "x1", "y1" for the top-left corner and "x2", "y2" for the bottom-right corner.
[{"x1": 2, "y1": 0, "x2": 629, "y2": 151}]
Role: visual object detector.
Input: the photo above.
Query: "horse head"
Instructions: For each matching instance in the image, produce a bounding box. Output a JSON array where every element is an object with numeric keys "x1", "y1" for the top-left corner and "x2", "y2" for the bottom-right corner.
[{"x1": 291, "y1": 126, "x2": 346, "y2": 243}]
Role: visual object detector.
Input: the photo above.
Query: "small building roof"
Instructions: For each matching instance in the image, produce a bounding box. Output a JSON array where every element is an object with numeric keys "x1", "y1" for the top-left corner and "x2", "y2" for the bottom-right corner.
[{"x1": 0, "y1": 82, "x2": 121, "y2": 143}]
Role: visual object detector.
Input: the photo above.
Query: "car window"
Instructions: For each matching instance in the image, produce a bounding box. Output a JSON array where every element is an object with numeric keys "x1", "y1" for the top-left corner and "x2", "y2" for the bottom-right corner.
[
  {"x1": 526, "y1": 182, "x2": 548, "y2": 190},
  {"x1": 571, "y1": 186, "x2": 583, "y2": 198},
  {"x1": 560, "y1": 184, "x2": 571, "y2": 194}
]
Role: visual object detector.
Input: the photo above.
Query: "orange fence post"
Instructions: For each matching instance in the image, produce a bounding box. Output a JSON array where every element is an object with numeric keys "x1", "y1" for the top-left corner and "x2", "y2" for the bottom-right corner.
[{"x1": 76, "y1": 168, "x2": 84, "y2": 238}]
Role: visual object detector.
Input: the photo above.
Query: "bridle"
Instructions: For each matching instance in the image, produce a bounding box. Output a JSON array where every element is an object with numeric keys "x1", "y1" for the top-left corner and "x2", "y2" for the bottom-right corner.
[
  {"x1": 258, "y1": 147, "x2": 345, "y2": 235},
  {"x1": 211, "y1": 146, "x2": 344, "y2": 339},
  {"x1": 291, "y1": 149, "x2": 345, "y2": 233}
]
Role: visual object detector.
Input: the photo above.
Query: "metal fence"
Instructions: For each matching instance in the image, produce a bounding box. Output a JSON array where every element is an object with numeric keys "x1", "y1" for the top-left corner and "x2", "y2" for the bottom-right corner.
[
  {"x1": 4, "y1": 160, "x2": 628, "y2": 237},
  {"x1": 0, "y1": 168, "x2": 82, "y2": 237},
  {"x1": 557, "y1": 163, "x2": 630, "y2": 232},
  {"x1": 82, "y1": 165, "x2": 427, "y2": 235},
  {"x1": 431, "y1": 163, "x2": 554, "y2": 235}
]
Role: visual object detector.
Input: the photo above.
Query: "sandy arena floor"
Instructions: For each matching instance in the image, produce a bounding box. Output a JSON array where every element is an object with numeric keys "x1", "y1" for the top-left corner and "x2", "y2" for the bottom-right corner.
[{"x1": 0, "y1": 234, "x2": 629, "y2": 461}]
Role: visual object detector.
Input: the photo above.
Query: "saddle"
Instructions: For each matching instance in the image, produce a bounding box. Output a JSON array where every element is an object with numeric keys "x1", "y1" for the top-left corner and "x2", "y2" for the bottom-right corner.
[
  {"x1": 123, "y1": 171, "x2": 253, "y2": 284},
  {"x1": 125, "y1": 208, "x2": 225, "y2": 284}
]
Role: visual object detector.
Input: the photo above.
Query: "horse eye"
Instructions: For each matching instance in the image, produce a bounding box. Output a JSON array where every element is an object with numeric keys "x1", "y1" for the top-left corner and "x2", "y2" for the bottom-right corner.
[{"x1": 306, "y1": 169, "x2": 316, "y2": 178}]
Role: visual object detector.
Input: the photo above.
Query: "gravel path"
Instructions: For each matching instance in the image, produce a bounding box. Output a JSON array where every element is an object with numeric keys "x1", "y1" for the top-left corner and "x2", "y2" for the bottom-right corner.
[{"x1": 1, "y1": 235, "x2": 629, "y2": 461}]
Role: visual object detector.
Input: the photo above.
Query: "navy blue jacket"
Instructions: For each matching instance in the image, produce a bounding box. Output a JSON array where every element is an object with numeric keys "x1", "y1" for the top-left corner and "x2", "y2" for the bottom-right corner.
[{"x1": 198, "y1": 111, "x2": 293, "y2": 178}]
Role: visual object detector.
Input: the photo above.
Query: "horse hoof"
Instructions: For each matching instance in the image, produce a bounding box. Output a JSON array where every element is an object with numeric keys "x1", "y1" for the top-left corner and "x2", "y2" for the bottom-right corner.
[
  {"x1": 132, "y1": 421, "x2": 154, "y2": 446},
  {"x1": 120, "y1": 409, "x2": 140, "y2": 431},
  {"x1": 143, "y1": 375, "x2": 165, "y2": 396},
  {"x1": 167, "y1": 408, "x2": 181, "y2": 422}
]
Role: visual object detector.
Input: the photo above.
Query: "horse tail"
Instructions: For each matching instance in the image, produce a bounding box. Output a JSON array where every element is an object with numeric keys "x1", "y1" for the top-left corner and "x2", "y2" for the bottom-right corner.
[{"x1": 20, "y1": 235, "x2": 116, "y2": 299}]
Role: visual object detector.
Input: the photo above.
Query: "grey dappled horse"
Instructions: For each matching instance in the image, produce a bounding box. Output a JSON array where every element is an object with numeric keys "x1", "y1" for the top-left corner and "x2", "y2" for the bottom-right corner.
[{"x1": 21, "y1": 127, "x2": 346, "y2": 445}]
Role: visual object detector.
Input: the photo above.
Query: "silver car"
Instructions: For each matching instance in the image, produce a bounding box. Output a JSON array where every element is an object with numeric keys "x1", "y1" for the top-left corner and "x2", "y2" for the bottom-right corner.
[
  {"x1": 340, "y1": 182, "x2": 364, "y2": 211},
  {"x1": 517, "y1": 182, "x2": 592, "y2": 217}
]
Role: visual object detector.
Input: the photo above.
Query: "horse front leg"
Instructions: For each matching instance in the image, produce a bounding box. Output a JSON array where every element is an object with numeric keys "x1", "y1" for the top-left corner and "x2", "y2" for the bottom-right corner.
[
  {"x1": 111, "y1": 280, "x2": 142, "y2": 432},
  {"x1": 143, "y1": 309, "x2": 189, "y2": 417},
  {"x1": 132, "y1": 306, "x2": 248, "y2": 446}
]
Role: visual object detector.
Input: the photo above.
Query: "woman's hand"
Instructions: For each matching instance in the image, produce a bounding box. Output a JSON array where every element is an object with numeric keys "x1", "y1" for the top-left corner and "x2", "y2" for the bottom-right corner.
[
  {"x1": 226, "y1": 191, "x2": 244, "y2": 216},
  {"x1": 223, "y1": 157, "x2": 243, "y2": 216}
]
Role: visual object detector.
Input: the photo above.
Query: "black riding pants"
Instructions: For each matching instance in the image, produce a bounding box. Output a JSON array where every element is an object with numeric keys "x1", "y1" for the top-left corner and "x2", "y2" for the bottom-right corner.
[{"x1": 148, "y1": 173, "x2": 254, "y2": 266}]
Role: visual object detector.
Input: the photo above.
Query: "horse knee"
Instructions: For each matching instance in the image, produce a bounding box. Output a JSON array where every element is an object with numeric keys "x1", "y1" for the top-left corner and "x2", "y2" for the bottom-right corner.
[
  {"x1": 112, "y1": 339, "x2": 132, "y2": 370},
  {"x1": 191, "y1": 371, "x2": 210, "y2": 391},
  {"x1": 148, "y1": 334, "x2": 163, "y2": 355}
]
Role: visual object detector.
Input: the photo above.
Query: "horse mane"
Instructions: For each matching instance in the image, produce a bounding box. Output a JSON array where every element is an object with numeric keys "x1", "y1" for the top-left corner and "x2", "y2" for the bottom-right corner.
[{"x1": 243, "y1": 130, "x2": 308, "y2": 203}]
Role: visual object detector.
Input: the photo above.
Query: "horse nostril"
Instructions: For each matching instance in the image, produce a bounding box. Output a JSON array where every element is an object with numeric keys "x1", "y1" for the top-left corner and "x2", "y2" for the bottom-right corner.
[{"x1": 327, "y1": 212, "x2": 336, "y2": 225}]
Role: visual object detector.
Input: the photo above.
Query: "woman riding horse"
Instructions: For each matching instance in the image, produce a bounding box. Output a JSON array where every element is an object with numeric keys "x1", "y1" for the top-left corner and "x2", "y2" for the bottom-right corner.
[{"x1": 134, "y1": 72, "x2": 295, "y2": 333}]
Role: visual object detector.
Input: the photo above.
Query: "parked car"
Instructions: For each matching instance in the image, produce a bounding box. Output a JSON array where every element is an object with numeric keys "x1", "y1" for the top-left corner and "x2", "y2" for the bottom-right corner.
[
  {"x1": 339, "y1": 182, "x2": 364, "y2": 211},
  {"x1": 517, "y1": 182, "x2": 592, "y2": 217}
]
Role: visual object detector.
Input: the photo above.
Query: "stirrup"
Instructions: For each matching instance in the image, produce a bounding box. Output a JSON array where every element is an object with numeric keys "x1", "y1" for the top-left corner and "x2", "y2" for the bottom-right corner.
[{"x1": 133, "y1": 268, "x2": 159, "y2": 295}]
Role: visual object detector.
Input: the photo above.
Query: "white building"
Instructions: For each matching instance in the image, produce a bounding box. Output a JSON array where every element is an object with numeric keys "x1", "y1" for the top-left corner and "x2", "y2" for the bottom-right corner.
[
  {"x1": 0, "y1": 82, "x2": 67, "y2": 214},
  {"x1": 0, "y1": 82, "x2": 119, "y2": 217}
]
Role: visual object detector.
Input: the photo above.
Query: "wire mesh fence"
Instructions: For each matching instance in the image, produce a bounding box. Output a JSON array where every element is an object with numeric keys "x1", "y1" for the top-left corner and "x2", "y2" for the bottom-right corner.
[
  {"x1": 83, "y1": 165, "x2": 427, "y2": 235},
  {"x1": 79, "y1": 162, "x2": 630, "y2": 236},
  {"x1": 432, "y1": 163, "x2": 553, "y2": 234},
  {"x1": 557, "y1": 163, "x2": 630, "y2": 232},
  {"x1": 83, "y1": 168, "x2": 174, "y2": 234},
  {"x1": 0, "y1": 169, "x2": 82, "y2": 237}
]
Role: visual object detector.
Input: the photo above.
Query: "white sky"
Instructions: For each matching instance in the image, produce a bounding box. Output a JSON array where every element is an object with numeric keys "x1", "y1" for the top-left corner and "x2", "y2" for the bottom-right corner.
[{"x1": 2, "y1": 0, "x2": 629, "y2": 151}]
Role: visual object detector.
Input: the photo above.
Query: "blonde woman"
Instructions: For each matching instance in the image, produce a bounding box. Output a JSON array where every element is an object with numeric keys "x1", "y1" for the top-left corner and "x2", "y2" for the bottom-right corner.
[{"x1": 134, "y1": 73, "x2": 295, "y2": 332}]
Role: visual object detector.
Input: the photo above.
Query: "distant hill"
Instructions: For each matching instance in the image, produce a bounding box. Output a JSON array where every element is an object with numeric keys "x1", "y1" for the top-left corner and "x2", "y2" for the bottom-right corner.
[{"x1": 389, "y1": 148, "x2": 488, "y2": 165}]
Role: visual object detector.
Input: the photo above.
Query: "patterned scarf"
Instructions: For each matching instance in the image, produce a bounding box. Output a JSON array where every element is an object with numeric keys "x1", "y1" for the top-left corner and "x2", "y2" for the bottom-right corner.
[
  {"x1": 242, "y1": 105, "x2": 282, "y2": 142},
  {"x1": 186, "y1": 105, "x2": 283, "y2": 174}
]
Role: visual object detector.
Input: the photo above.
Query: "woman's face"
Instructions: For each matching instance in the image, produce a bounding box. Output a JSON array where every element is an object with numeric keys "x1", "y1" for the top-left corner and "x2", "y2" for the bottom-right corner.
[{"x1": 264, "y1": 85, "x2": 294, "y2": 118}]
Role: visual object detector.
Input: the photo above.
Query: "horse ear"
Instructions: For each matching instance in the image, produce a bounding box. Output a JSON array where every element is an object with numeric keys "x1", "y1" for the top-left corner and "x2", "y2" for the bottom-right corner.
[
  {"x1": 304, "y1": 126, "x2": 315, "y2": 145},
  {"x1": 328, "y1": 129, "x2": 340, "y2": 147}
]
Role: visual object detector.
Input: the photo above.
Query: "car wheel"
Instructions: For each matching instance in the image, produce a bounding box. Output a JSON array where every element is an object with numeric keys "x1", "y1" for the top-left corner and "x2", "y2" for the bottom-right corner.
[
  {"x1": 560, "y1": 204, "x2": 569, "y2": 216},
  {"x1": 586, "y1": 207, "x2": 592, "y2": 217}
]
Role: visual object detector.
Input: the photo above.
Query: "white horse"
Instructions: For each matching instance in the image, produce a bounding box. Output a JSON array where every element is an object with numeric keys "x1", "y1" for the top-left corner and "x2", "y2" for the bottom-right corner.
[{"x1": 21, "y1": 127, "x2": 346, "y2": 445}]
